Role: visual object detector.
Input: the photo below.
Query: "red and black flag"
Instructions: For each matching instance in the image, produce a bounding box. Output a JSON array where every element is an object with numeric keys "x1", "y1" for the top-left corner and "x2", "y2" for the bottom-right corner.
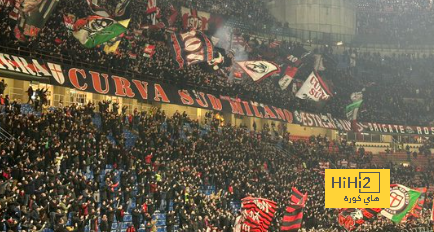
[
  {"x1": 181, "y1": 7, "x2": 210, "y2": 31},
  {"x1": 290, "y1": 187, "x2": 307, "y2": 205},
  {"x1": 11, "y1": 0, "x2": 59, "y2": 41},
  {"x1": 407, "y1": 187, "x2": 427, "y2": 219},
  {"x1": 278, "y1": 65, "x2": 298, "y2": 90},
  {"x1": 169, "y1": 30, "x2": 214, "y2": 69},
  {"x1": 238, "y1": 197, "x2": 277, "y2": 232},
  {"x1": 338, "y1": 208, "x2": 382, "y2": 231},
  {"x1": 281, "y1": 188, "x2": 308, "y2": 231}
]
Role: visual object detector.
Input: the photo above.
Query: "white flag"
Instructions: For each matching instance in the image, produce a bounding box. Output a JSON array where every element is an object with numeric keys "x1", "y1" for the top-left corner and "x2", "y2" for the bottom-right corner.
[
  {"x1": 295, "y1": 72, "x2": 332, "y2": 101},
  {"x1": 313, "y1": 54, "x2": 325, "y2": 71},
  {"x1": 237, "y1": 60, "x2": 280, "y2": 82}
]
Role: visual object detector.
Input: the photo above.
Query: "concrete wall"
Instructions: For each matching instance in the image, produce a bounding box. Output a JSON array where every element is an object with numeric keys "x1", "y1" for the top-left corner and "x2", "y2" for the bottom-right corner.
[{"x1": 268, "y1": 0, "x2": 356, "y2": 36}]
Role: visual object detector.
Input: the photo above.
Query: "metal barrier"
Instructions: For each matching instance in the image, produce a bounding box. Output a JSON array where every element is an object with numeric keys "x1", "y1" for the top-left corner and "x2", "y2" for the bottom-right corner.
[{"x1": 0, "y1": 127, "x2": 13, "y2": 141}]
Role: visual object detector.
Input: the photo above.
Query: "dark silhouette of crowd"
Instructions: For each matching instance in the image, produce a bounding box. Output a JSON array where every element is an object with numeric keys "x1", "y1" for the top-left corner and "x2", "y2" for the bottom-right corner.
[
  {"x1": 0, "y1": 101, "x2": 431, "y2": 232},
  {"x1": 356, "y1": 0, "x2": 434, "y2": 46}
]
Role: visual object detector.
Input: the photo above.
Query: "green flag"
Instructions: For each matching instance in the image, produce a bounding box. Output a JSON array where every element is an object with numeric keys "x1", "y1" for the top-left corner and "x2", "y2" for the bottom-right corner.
[
  {"x1": 345, "y1": 100, "x2": 363, "y2": 120},
  {"x1": 381, "y1": 184, "x2": 421, "y2": 223},
  {"x1": 72, "y1": 16, "x2": 127, "y2": 48}
]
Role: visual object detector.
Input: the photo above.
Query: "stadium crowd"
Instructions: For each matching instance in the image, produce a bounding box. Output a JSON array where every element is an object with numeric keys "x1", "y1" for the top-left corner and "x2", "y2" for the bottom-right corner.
[
  {"x1": 1, "y1": 0, "x2": 434, "y2": 127},
  {"x1": 0, "y1": 101, "x2": 431, "y2": 232},
  {"x1": 1, "y1": 0, "x2": 434, "y2": 232},
  {"x1": 356, "y1": 0, "x2": 434, "y2": 45}
]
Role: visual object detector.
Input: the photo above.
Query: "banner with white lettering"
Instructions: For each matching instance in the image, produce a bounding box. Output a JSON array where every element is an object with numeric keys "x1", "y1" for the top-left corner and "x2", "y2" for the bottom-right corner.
[
  {"x1": 0, "y1": 52, "x2": 294, "y2": 124},
  {"x1": 5, "y1": 52, "x2": 434, "y2": 136},
  {"x1": 292, "y1": 110, "x2": 434, "y2": 136},
  {"x1": 296, "y1": 72, "x2": 332, "y2": 101},
  {"x1": 170, "y1": 30, "x2": 214, "y2": 69},
  {"x1": 239, "y1": 197, "x2": 277, "y2": 232}
]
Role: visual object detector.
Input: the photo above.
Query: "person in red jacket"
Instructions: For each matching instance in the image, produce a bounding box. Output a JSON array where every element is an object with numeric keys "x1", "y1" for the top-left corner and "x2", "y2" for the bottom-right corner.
[
  {"x1": 126, "y1": 223, "x2": 136, "y2": 232},
  {"x1": 145, "y1": 153, "x2": 153, "y2": 165}
]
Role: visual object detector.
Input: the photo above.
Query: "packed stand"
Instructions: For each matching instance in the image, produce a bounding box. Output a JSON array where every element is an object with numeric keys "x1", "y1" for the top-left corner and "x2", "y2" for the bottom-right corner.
[
  {"x1": 2, "y1": 1, "x2": 434, "y2": 126},
  {"x1": 0, "y1": 101, "x2": 431, "y2": 231},
  {"x1": 356, "y1": 0, "x2": 434, "y2": 45},
  {"x1": 323, "y1": 50, "x2": 434, "y2": 125}
]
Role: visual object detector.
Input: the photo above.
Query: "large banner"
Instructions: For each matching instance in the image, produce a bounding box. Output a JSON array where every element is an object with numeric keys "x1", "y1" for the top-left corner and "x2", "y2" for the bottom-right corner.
[
  {"x1": 4, "y1": 51, "x2": 434, "y2": 136},
  {"x1": 293, "y1": 110, "x2": 356, "y2": 132},
  {"x1": 0, "y1": 52, "x2": 294, "y2": 123},
  {"x1": 293, "y1": 110, "x2": 434, "y2": 136},
  {"x1": 169, "y1": 30, "x2": 214, "y2": 69}
]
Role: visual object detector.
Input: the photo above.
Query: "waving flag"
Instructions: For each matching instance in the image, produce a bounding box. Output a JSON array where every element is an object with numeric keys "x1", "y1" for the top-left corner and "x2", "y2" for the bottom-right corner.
[
  {"x1": 407, "y1": 187, "x2": 426, "y2": 219},
  {"x1": 313, "y1": 54, "x2": 325, "y2": 71},
  {"x1": 8, "y1": 0, "x2": 20, "y2": 20},
  {"x1": 181, "y1": 7, "x2": 210, "y2": 31},
  {"x1": 103, "y1": 18, "x2": 130, "y2": 54},
  {"x1": 381, "y1": 184, "x2": 421, "y2": 223},
  {"x1": 67, "y1": 15, "x2": 127, "y2": 48},
  {"x1": 281, "y1": 204, "x2": 304, "y2": 232},
  {"x1": 296, "y1": 72, "x2": 332, "y2": 101},
  {"x1": 239, "y1": 197, "x2": 277, "y2": 232},
  {"x1": 281, "y1": 188, "x2": 308, "y2": 231},
  {"x1": 346, "y1": 100, "x2": 363, "y2": 120},
  {"x1": 169, "y1": 30, "x2": 214, "y2": 69},
  {"x1": 290, "y1": 187, "x2": 307, "y2": 205},
  {"x1": 85, "y1": 0, "x2": 131, "y2": 53},
  {"x1": 86, "y1": 0, "x2": 110, "y2": 17},
  {"x1": 237, "y1": 61, "x2": 280, "y2": 82},
  {"x1": 12, "y1": 0, "x2": 59, "y2": 40},
  {"x1": 278, "y1": 65, "x2": 298, "y2": 90},
  {"x1": 287, "y1": 46, "x2": 309, "y2": 67},
  {"x1": 143, "y1": 44, "x2": 156, "y2": 58},
  {"x1": 114, "y1": 0, "x2": 131, "y2": 20},
  {"x1": 146, "y1": 0, "x2": 158, "y2": 25},
  {"x1": 338, "y1": 208, "x2": 382, "y2": 231}
]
